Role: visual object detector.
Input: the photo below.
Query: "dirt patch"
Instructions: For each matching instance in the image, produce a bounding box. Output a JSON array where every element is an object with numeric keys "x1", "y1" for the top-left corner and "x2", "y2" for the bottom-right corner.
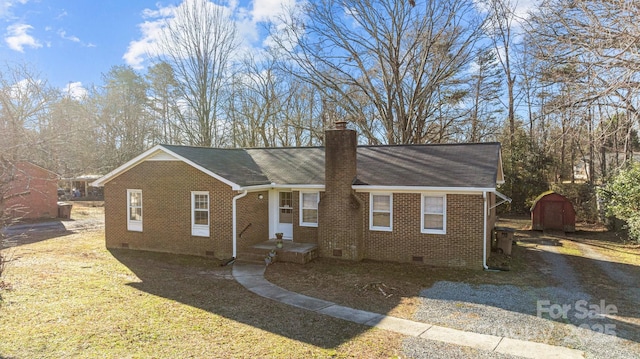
[{"x1": 265, "y1": 242, "x2": 551, "y2": 322}]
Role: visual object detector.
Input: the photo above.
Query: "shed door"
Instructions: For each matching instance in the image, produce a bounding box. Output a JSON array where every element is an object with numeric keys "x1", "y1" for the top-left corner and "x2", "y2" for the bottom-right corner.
[{"x1": 544, "y1": 201, "x2": 564, "y2": 230}]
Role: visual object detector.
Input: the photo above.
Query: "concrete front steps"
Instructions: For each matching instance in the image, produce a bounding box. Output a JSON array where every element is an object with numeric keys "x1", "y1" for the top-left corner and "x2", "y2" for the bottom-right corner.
[{"x1": 237, "y1": 240, "x2": 319, "y2": 265}]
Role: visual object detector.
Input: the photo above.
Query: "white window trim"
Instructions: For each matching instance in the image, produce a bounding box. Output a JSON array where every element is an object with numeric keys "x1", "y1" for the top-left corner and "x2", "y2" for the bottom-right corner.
[
  {"x1": 191, "y1": 191, "x2": 210, "y2": 237},
  {"x1": 127, "y1": 189, "x2": 143, "y2": 232},
  {"x1": 370, "y1": 193, "x2": 393, "y2": 232},
  {"x1": 421, "y1": 193, "x2": 447, "y2": 235},
  {"x1": 299, "y1": 191, "x2": 319, "y2": 227}
]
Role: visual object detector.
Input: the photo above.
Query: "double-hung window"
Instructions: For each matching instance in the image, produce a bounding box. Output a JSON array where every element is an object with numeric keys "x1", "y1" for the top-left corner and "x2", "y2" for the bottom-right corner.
[
  {"x1": 370, "y1": 193, "x2": 392, "y2": 231},
  {"x1": 191, "y1": 191, "x2": 210, "y2": 237},
  {"x1": 300, "y1": 191, "x2": 319, "y2": 227},
  {"x1": 422, "y1": 194, "x2": 446, "y2": 234},
  {"x1": 127, "y1": 189, "x2": 143, "y2": 232}
]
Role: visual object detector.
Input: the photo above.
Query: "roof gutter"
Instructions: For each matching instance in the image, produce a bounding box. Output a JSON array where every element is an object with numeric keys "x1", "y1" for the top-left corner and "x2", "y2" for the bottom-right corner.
[
  {"x1": 240, "y1": 183, "x2": 325, "y2": 191},
  {"x1": 352, "y1": 185, "x2": 495, "y2": 193},
  {"x1": 232, "y1": 190, "x2": 248, "y2": 258}
]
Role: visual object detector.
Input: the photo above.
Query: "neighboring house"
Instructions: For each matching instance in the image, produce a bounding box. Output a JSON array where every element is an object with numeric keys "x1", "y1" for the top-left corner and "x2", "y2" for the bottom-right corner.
[
  {"x1": 60, "y1": 174, "x2": 104, "y2": 199},
  {"x1": 2, "y1": 162, "x2": 59, "y2": 220},
  {"x1": 92, "y1": 123, "x2": 507, "y2": 269},
  {"x1": 573, "y1": 152, "x2": 640, "y2": 183}
]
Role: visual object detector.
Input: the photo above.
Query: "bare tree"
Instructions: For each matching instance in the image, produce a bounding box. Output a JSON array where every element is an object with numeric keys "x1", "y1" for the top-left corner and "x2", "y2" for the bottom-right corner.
[
  {"x1": 0, "y1": 63, "x2": 57, "y2": 290},
  {"x1": 272, "y1": 0, "x2": 485, "y2": 144},
  {"x1": 0, "y1": 63, "x2": 56, "y2": 162},
  {"x1": 228, "y1": 55, "x2": 285, "y2": 148},
  {"x1": 93, "y1": 66, "x2": 153, "y2": 171},
  {"x1": 153, "y1": 0, "x2": 239, "y2": 147},
  {"x1": 466, "y1": 47, "x2": 504, "y2": 142},
  {"x1": 527, "y1": 0, "x2": 640, "y2": 182},
  {"x1": 146, "y1": 61, "x2": 183, "y2": 144},
  {"x1": 483, "y1": 0, "x2": 519, "y2": 145}
]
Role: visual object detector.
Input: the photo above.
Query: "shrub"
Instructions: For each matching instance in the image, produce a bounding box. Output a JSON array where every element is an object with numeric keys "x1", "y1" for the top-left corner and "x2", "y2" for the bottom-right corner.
[{"x1": 599, "y1": 163, "x2": 640, "y2": 242}]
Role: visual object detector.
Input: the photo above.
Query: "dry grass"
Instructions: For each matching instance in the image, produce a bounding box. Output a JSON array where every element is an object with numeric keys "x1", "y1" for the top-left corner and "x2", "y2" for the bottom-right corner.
[
  {"x1": 68, "y1": 201, "x2": 104, "y2": 220},
  {"x1": 0, "y1": 207, "x2": 406, "y2": 358},
  {"x1": 1, "y1": 208, "x2": 637, "y2": 358}
]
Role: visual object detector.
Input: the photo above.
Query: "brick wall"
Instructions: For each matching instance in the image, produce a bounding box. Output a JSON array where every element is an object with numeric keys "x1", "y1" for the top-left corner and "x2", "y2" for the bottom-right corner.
[
  {"x1": 358, "y1": 192, "x2": 485, "y2": 268},
  {"x1": 292, "y1": 190, "x2": 319, "y2": 243},
  {"x1": 3, "y1": 162, "x2": 58, "y2": 220},
  {"x1": 236, "y1": 190, "x2": 269, "y2": 250},
  {"x1": 104, "y1": 161, "x2": 237, "y2": 259},
  {"x1": 318, "y1": 128, "x2": 364, "y2": 260}
]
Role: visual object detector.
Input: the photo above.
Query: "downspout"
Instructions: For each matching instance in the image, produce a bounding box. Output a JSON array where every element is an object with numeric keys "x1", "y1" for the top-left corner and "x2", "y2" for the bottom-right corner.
[
  {"x1": 484, "y1": 191, "x2": 504, "y2": 272},
  {"x1": 232, "y1": 190, "x2": 248, "y2": 259},
  {"x1": 483, "y1": 191, "x2": 489, "y2": 270}
]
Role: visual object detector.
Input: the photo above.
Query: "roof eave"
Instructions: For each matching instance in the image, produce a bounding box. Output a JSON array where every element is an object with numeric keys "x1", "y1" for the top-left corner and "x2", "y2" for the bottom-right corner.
[
  {"x1": 353, "y1": 185, "x2": 496, "y2": 193},
  {"x1": 91, "y1": 145, "x2": 242, "y2": 190},
  {"x1": 240, "y1": 183, "x2": 325, "y2": 191}
]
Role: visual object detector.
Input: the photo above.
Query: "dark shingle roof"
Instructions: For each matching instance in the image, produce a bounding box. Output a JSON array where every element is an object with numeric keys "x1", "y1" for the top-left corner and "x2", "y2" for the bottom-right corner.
[
  {"x1": 162, "y1": 145, "x2": 270, "y2": 186},
  {"x1": 246, "y1": 148, "x2": 325, "y2": 185},
  {"x1": 356, "y1": 143, "x2": 501, "y2": 188},
  {"x1": 162, "y1": 143, "x2": 501, "y2": 189}
]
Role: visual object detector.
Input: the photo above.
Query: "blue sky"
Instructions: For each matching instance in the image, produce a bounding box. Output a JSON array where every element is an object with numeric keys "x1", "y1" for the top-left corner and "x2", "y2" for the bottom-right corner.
[
  {"x1": 0, "y1": 0, "x2": 294, "y2": 94},
  {"x1": 0, "y1": 0, "x2": 534, "y2": 97}
]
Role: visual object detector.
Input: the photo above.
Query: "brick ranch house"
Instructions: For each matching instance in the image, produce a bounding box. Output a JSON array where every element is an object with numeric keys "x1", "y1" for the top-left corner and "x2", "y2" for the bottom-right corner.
[
  {"x1": 2, "y1": 161, "x2": 59, "y2": 220},
  {"x1": 92, "y1": 123, "x2": 507, "y2": 269}
]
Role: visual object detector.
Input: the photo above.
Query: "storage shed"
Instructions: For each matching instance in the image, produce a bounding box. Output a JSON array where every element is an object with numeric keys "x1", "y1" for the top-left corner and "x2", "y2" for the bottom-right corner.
[{"x1": 530, "y1": 191, "x2": 576, "y2": 232}]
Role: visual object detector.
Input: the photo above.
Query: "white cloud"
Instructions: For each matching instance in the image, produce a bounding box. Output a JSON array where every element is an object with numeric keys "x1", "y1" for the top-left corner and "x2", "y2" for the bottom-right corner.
[
  {"x1": 123, "y1": 19, "x2": 166, "y2": 69},
  {"x1": 5, "y1": 23, "x2": 41, "y2": 52},
  {"x1": 252, "y1": 0, "x2": 295, "y2": 23},
  {"x1": 0, "y1": 0, "x2": 26, "y2": 20},
  {"x1": 512, "y1": 0, "x2": 536, "y2": 19},
  {"x1": 63, "y1": 81, "x2": 88, "y2": 100},
  {"x1": 123, "y1": 0, "x2": 301, "y2": 69},
  {"x1": 56, "y1": 10, "x2": 68, "y2": 20},
  {"x1": 58, "y1": 29, "x2": 80, "y2": 42},
  {"x1": 0, "y1": 2, "x2": 12, "y2": 19},
  {"x1": 475, "y1": 0, "x2": 537, "y2": 20}
]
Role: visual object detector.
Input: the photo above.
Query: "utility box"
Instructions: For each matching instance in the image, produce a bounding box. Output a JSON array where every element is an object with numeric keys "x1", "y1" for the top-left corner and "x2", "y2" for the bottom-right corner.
[
  {"x1": 494, "y1": 227, "x2": 515, "y2": 255},
  {"x1": 57, "y1": 202, "x2": 73, "y2": 219}
]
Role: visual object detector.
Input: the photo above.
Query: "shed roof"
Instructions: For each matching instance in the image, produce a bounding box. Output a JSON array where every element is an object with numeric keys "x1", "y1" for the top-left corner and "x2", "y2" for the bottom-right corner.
[{"x1": 530, "y1": 191, "x2": 571, "y2": 212}]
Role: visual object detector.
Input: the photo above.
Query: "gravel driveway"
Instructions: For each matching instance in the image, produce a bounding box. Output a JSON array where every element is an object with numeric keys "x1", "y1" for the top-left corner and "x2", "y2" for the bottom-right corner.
[{"x1": 404, "y1": 240, "x2": 639, "y2": 359}]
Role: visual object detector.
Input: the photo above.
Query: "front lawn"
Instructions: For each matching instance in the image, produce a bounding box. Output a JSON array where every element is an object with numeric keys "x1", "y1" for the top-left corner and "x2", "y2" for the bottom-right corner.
[
  {"x1": 0, "y1": 229, "x2": 404, "y2": 358},
  {"x1": 2, "y1": 211, "x2": 637, "y2": 358}
]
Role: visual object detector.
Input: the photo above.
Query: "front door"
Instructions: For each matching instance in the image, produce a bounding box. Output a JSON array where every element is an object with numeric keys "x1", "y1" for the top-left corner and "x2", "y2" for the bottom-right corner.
[{"x1": 277, "y1": 191, "x2": 293, "y2": 239}]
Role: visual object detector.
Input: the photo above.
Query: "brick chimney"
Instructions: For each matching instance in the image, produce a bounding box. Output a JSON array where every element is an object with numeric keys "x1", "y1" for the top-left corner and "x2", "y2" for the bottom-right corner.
[{"x1": 318, "y1": 121, "x2": 363, "y2": 260}]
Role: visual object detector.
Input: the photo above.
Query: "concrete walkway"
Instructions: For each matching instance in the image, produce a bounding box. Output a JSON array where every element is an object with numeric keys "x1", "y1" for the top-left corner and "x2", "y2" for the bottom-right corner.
[{"x1": 232, "y1": 261, "x2": 584, "y2": 359}]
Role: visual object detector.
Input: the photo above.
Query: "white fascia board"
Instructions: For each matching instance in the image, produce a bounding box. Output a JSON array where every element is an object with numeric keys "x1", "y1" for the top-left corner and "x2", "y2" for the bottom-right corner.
[
  {"x1": 91, "y1": 145, "x2": 166, "y2": 187},
  {"x1": 241, "y1": 184, "x2": 325, "y2": 191},
  {"x1": 91, "y1": 145, "x2": 242, "y2": 190},
  {"x1": 290, "y1": 184, "x2": 325, "y2": 190},
  {"x1": 352, "y1": 185, "x2": 494, "y2": 194},
  {"x1": 497, "y1": 151, "x2": 505, "y2": 184}
]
